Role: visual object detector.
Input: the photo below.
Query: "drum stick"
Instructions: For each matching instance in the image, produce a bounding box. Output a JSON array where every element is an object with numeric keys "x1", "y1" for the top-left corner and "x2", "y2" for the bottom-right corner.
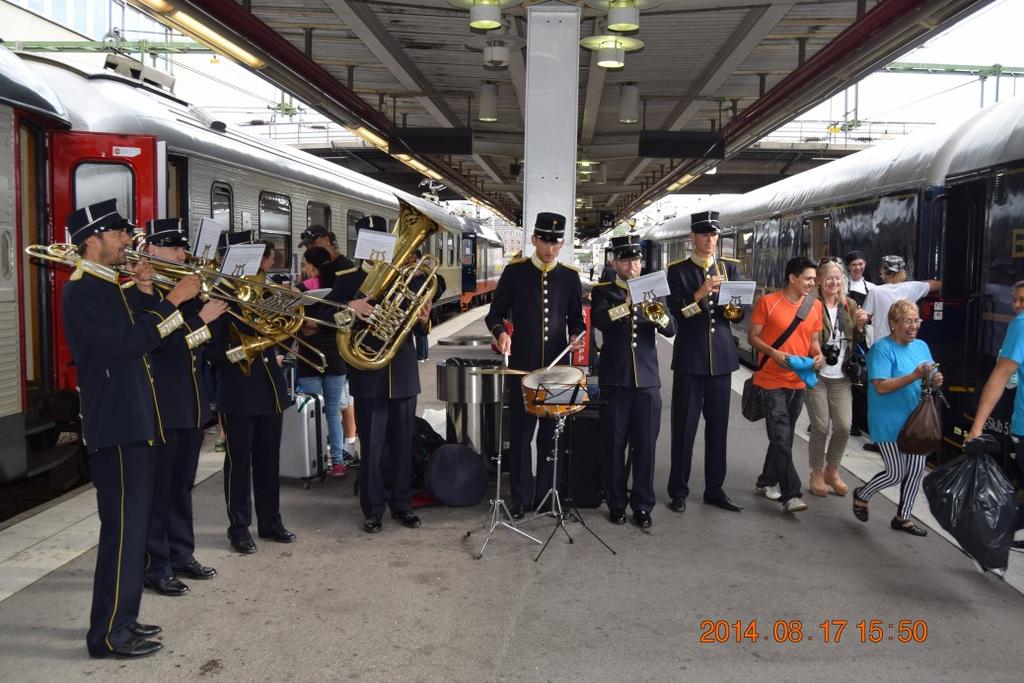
[{"x1": 545, "y1": 337, "x2": 577, "y2": 371}]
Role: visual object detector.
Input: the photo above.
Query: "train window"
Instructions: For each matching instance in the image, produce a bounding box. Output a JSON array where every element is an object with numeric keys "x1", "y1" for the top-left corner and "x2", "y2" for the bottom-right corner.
[
  {"x1": 74, "y1": 163, "x2": 133, "y2": 221},
  {"x1": 308, "y1": 201, "x2": 331, "y2": 231},
  {"x1": 346, "y1": 210, "x2": 364, "y2": 257},
  {"x1": 447, "y1": 234, "x2": 456, "y2": 266},
  {"x1": 259, "y1": 192, "x2": 291, "y2": 269},
  {"x1": 166, "y1": 155, "x2": 188, "y2": 227},
  {"x1": 462, "y1": 236, "x2": 474, "y2": 265},
  {"x1": 0, "y1": 229, "x2": 12, "y2": 281},
  {"x1": 211, "y1": 182, "x2": 233, "y2": 229}
]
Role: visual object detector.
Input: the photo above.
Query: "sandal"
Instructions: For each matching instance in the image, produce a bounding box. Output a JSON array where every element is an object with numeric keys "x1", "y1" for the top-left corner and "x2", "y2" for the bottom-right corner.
[
  {"x1": 890, "y1": 517, "x2": 927, "y2": 537},
  {"x1": 852, "y1": 487, "x2": 869, "y2": 522}
]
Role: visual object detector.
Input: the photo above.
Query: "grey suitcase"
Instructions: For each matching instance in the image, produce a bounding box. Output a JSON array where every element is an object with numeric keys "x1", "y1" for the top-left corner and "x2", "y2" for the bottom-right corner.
[{"x1": 280, "y1": 392, "x2": 329, "y2": 488}]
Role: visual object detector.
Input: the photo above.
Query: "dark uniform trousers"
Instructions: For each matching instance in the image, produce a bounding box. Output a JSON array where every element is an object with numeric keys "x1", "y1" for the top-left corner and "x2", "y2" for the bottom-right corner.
[
  {"x1": 222, "y1": 413, "x2": 284, "y2": 535},
  {"x1": 483, "y1": 257, "x2": 585, "y2": 509},
  {"x1": 665, "y1": 256, "x2": 741, "y2": 502},
  {"x1": 145, "y1": 428, "x2": 205, "y2": 580},
  {"x1": 87, "y1": 442, "x2": 157, "y2": 652},
  {"x1": 600, "y1": 386, "x2": 660, "y2": 513}
]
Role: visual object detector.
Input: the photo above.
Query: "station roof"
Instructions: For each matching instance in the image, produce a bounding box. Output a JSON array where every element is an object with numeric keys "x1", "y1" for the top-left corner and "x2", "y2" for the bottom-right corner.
[{"x1": 130, "y1": 0, "x2": 990, "y2": 229}]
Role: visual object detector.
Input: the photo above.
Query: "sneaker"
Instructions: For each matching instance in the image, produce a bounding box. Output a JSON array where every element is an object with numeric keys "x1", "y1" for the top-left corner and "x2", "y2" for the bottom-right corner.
[
  {"x1": 755, "y1": 484, "x2": 782, "y2": 501},
  {"x1": 783, "y1": 498, "x2": 808, "y2": 513},
  {"x1": 214, "y1": 438, "x2": 226, "y2": 452},
  {"x1": 342, "y1": 449, "x2": 360, "y2": 468},
  {"x1": 331, "y1": 463, "x2": 349, "y2": 478}
]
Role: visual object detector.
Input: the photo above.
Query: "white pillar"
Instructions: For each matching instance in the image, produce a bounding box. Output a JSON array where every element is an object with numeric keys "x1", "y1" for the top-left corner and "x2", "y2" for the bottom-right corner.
[{"x1": 522, "y1": 2, "x2": 580, "y2": 264}]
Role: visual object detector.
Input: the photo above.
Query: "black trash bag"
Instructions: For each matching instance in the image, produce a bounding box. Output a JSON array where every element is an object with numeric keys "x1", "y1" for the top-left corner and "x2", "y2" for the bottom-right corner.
[
  {"x1": 425, "y1": 444, "x2": 487, "y2": 507},
  {"x1": 923, "y1": 437, "x2": 1016, "y2": 577}
]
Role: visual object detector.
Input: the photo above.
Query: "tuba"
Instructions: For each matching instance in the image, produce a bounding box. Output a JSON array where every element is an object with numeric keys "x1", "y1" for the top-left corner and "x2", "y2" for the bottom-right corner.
[{"x1": 336, "y1": 199, "x2": 440, "y2": 371}]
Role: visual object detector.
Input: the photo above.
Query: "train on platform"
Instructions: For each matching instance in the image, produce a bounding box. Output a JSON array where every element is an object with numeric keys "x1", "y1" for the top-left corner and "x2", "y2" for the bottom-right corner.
[
  {"x1": 0, "y1": 48, "x2": 503, "y2": 489},
  {"x1": 644, "y1": 95, "x2": 1024, "y2": 470}
]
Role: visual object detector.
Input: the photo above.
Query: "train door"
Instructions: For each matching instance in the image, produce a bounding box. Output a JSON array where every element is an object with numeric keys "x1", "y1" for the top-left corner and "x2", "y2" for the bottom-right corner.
[
  {"x1": 49, "y1": 130, "x2": 158, "y2": 392},
  {"x1": 801, "y1": 214, "x2": 831, "y2": 261},
  {"x1": 462, "y1": 232, "x2": 477, "y2": 294},
  {"x1": 933, "y1": 178, "x2": 986, "y2": 398}
]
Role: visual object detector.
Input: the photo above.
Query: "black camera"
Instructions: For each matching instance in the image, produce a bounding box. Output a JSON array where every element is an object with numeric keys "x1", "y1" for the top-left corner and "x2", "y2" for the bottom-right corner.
[{"x1": 823, "y1": 344, "x2": 840, "y2": 366}]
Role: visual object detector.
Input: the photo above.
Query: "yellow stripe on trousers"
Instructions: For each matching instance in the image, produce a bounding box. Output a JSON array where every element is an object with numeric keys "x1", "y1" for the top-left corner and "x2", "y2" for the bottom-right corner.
[{"x1": 104, "y1": 447, "x2": 126, "y2": 651}]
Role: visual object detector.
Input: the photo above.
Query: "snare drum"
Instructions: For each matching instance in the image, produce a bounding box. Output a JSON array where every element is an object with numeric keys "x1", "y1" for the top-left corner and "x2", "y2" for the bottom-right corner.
[{"x1": 521, "y1": 366, "x2": 588, "y2": 419}]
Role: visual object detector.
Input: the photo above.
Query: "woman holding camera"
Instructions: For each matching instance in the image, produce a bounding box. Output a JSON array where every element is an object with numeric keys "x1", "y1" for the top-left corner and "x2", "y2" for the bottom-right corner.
[
  {"x1": 853, "y1": 299, "x2": 943, "y2": 536},
  {"x1": 806, "y1": 259, "x2": 868, "y2": 496}
]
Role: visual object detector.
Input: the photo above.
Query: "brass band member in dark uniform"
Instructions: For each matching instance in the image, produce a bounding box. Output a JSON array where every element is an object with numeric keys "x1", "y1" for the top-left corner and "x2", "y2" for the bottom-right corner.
[
  {"x1": 484, "y1": 213, "x2": 586, "y2": 518},
  {"x1": 666, "y1": 211, "x2": 743, "y2": 513},
  {"x1": 591, "y1": 235, "x2": 676, "y2": 528},
  {"x1": 62, "y1": 200, "x2": 204, "y2": 658},
  {"x1": 327, "y1": 215, "x2": 430, "y2": 533},
  {"x1": 207, "y1": 236, "x2": 296, "y2": 553},
  {"x1": 138, "y1": 219, "x2": 227, "y2": 596}
]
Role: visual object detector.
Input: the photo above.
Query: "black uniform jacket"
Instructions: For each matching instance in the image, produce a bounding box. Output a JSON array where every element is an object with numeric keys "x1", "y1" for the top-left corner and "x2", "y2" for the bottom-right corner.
[
  {"x1": 591, "y1": 279, "x2": 676, "y2": 388},
  {"x1": 484, "y1": 256, "x2": 586, "y2": 371},
  {"x1": 206, "y1": 312, "x2": 292, "y2": 416},
  {"x1": 61, "y1": 262, "x2": 203, "y2": 452},
  {"x1": 326, "y1": 264, "x2": 423, "y2": 399},
  {"x1": 666, "y1": 255, "x2": 741, "y2": 376},
  {"x1": 128, "y1": 289, "x2": 213, "y2": 430}
]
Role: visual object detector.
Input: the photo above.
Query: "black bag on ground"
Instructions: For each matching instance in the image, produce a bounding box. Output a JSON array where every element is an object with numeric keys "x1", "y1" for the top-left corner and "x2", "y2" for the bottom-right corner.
[
  {"x1": 922, "y1": 439, "x2": 1016, "y2": 576},
  {"x1": 424, "y1": 444, "x2": 487, "y2": 506}
]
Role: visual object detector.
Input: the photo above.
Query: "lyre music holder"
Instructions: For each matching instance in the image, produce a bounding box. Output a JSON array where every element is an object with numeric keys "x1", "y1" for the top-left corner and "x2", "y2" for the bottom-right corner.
[{"x1": 525, "y1": 383, "x2": 615, "y2": 562}]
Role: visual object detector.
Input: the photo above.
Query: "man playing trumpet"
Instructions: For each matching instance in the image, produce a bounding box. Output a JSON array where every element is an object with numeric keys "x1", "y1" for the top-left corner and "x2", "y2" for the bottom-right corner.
[
  {"x1": 591, "y1": 235, "x2": 675, "y2": 528},
  {"x1": 666, "y1": 211, "x2": 744, "y2": 514}
]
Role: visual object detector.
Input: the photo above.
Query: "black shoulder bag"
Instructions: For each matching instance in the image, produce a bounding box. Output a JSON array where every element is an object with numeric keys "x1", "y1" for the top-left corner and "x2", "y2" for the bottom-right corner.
[{"x1": 741, "y1": 294, "x2": 816, "y2": 422}]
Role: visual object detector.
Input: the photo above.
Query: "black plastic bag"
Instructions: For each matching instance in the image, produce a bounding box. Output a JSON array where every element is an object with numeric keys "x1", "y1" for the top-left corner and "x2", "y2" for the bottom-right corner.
[{"x1": 922, "y1": 443, "x2": 1016, "y2": 577}]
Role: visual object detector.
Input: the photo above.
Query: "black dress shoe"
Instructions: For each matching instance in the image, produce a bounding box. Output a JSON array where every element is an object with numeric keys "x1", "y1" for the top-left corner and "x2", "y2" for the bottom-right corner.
[
  {"x1": 89, "y1": 637, "x2": 163, "y2": 659},
  {"x1": 144, "y1": 576, "x2": 189, "y2": 596},
  {"x1": 863, "y1": 441, "x2": 880, "y2": 452},
  {"x1": 392, "y1": 510, "x2": 422, "y2": 528},
  {"x1": 704, "y1": 493, "x2": 743, "y2": 512},
  {"x1": 228, "y1": 534, "x2": 257, "y2": 554},
  {"x1": 890, "y1": 517, "x2": 927, "y2": 537},
  {"x1": 128, "y1": 622, "x2": 161, "y2": 638},
  {"x1": 174, "y1": 559, "x2": 217, "y2": 580},
  {"x1": 258, "y1": 527, "x2": 297, "y2": 543},
  {"x1": 508, "y1": 506, "x2": 525, "y2": 521},
  {"x1": 632, "y1": 509, "x2": 652, "y2": 529},
  {"x1": 668, "y1": 497, "x2": 687, "y2": 513},
  {"x1": 363, "y1": 514, "x2": 383, "y2": 533},
  {"x1": 609, "y1": 508, "x2": 627, "y2": 525}
]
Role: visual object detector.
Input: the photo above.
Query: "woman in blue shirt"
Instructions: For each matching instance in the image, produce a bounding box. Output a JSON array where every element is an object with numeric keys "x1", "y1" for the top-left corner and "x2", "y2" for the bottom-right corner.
[{"x1": 853, "y1": 300, "x2": 944, "y2": 536}]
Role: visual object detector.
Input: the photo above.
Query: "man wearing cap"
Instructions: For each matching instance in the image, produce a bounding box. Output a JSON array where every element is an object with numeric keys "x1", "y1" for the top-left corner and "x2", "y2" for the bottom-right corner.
[
  {"x1": 206, "y1": 234, "x2": 297, "y2": 553},
  {"x1": 327, "y1": 214, "x2": 431, "y2": 533},
  {"x1": 61, "y1": 199, "x2": 212, "y2": 658},
  {"x1": 137, "y1": 219, "x2": 227, "y2": 597},
  {"x1": 665, "y1": 211, "x2": 744, "y2": 513},
  {"x1": 591, "y1": 235, "x2": 675, "y2": 528},
  {"x1": 484, "y1": 212, "x2": 586, "y2": 518},
  {"x1": 843, "y1": 250, "x2": 874, "y2": 308},
  {"x1": 862, "y1": 255, "x2": 941, "y2": 344},
  {"x1": 299, "y1": 223, "x2": 359, "y2": 472}
]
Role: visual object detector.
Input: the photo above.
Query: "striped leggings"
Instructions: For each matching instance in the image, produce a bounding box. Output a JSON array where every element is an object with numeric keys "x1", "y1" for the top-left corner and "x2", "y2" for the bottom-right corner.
[{"x1": 859, "y1": 442, "x2": 927, "y2": 520}]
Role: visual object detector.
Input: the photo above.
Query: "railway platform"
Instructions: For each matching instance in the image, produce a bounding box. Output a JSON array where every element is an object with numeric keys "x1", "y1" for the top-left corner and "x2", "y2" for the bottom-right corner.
[{"x1": 0, "y1": 307, "x2": 1021, "y2": 681}]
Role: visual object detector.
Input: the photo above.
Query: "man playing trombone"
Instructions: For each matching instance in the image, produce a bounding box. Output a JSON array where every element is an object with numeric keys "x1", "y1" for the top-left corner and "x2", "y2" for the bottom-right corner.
[{"x1": 591, "y1": 235, "x2": 675, "y2": 528}]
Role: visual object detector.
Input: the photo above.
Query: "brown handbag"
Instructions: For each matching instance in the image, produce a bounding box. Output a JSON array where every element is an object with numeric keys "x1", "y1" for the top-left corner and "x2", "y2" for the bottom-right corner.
[{"x1": 896, "y1": 386, "x2": 942, "y2": 454}]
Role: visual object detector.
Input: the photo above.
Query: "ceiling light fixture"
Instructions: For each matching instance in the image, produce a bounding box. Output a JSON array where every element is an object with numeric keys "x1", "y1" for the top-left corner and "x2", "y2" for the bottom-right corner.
[
  {"x1": 465, "y1": 32, "x2": 526, "y2": 68},
  {"x1": 168, "y1": 11, "x2": 266, "y2": 69},
  {"x1": 479, "y1": 82, "x2": 498, "y2": 122},
  {"x1": 135, "y1": 0, "x2": 175, "y2": 12},
  {"x1": 585, "y1": 1, "x2": 661, "y2": 33},
  {"x1": 580, "y1": 34, "x2": 644, "y2": 69},
  {"x1": 449, "y1": 1, "x2": 522, "y2": 31},
  {"x1": 618, "y1": 82, "x2": 639, "y2": 123}
]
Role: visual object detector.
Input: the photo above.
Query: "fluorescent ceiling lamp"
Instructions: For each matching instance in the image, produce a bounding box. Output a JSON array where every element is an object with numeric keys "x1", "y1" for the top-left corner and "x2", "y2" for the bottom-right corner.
[
  {"x1": 349, "y1": 125, "x2": 388, "y2": 150},
  {"x1": 424, "y1": 169, "x2": 444, "y2": 181},
  {"x1": 170, "y1": 11, "x2": 265, "y2": 69},
  {"x1": 135, "y1": 0, "x2": 174, "y2": 12}
]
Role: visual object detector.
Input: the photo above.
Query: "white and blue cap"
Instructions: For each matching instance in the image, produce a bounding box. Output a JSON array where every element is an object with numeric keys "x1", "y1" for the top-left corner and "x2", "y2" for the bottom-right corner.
[
  {"x1": 67, "y1": 198, "x2": 127, "y2": 246},
  {"x1": 146, "y1": 217, "x2": 190, "y2": 248},
  {"x1": 881, "y1": 255, "x2": 906, "y2": 273}
]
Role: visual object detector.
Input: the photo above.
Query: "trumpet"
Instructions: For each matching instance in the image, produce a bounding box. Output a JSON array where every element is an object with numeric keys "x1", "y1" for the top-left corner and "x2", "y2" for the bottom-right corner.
[{"x1": 640, "y1": 294, "x2": 671, "y2": 329}]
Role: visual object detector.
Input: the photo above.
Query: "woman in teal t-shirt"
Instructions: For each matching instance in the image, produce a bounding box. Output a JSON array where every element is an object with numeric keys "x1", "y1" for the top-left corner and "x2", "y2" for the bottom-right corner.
[{"x1": 853, "y1": 300, "x2": 944, "y2": 536}]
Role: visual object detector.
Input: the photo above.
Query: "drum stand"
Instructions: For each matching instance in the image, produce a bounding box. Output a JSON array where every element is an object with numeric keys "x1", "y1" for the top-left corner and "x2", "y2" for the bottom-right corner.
[
  {"x1": 466, "y1": 365, "x2": 541, "y2": 560},
  {"x1": 529, "y1": 414, "x2": 616, "y2": 562}
]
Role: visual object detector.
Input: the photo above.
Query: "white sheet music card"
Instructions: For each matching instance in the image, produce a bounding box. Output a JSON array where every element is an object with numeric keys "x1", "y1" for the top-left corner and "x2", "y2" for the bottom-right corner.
[
  {"x1": 193, "y1": 217, "x2": 225, "y2": 262},
  {"x1": 353, "y1": 231, "x2": 397, "y2": 262},
  {"x1": 220, "y1": 244, "x2": 265, "y2": 277},
  {"x1": 717, "y1": 280, "x2": 756, "y2": 305},
  {"x1": 626, "y1": 270, "x2": 670, "y2": 302}
]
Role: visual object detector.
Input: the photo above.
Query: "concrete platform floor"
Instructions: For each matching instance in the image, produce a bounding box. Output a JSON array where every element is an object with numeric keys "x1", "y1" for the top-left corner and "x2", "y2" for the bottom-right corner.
[{"x1": 0, "y1": 307, "x2": 1021, "y2": 681}]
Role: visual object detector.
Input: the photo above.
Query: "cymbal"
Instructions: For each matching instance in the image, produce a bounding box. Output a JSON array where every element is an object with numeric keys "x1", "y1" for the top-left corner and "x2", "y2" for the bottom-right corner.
[{"x1": 468, "y1": 367, "x2": 529, "y2": 376}]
